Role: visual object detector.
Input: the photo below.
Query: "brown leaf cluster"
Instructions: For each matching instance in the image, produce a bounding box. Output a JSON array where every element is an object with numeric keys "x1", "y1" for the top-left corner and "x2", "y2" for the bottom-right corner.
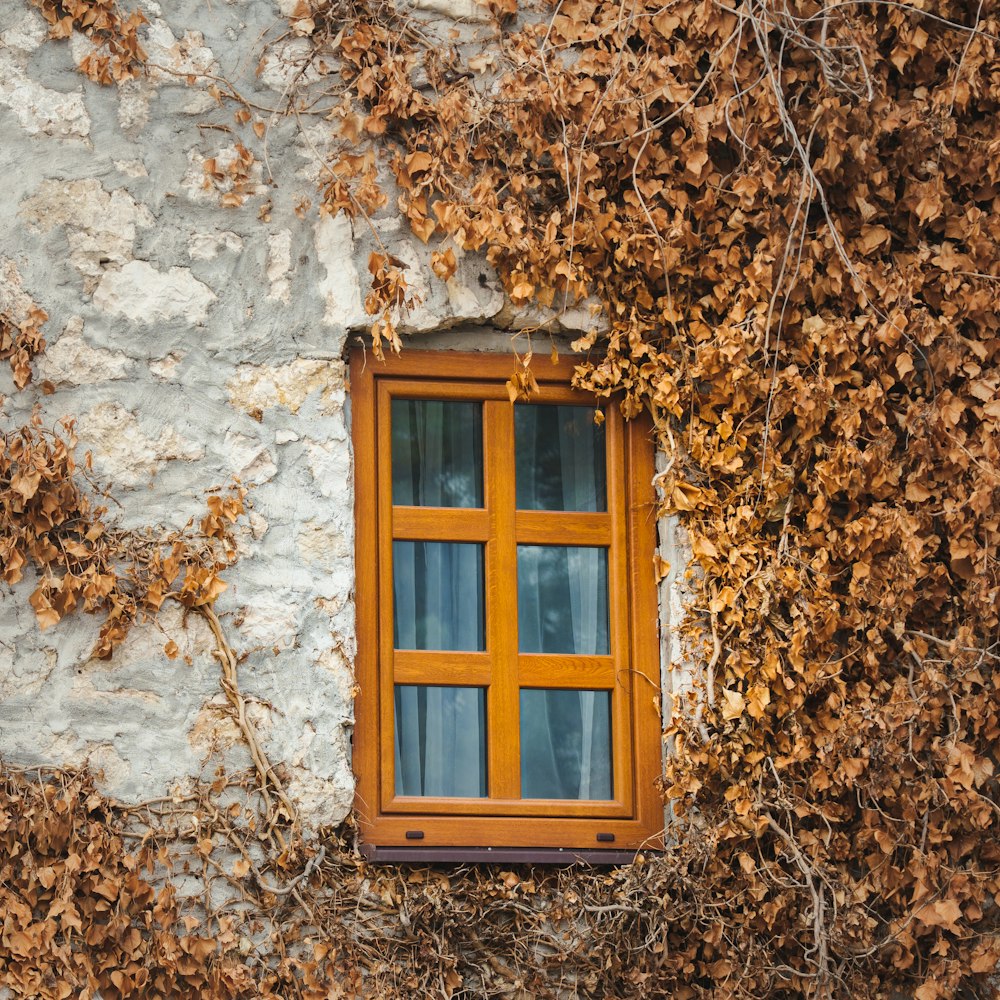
[
  {"x1": 0, "y1": 308, "x2": 47, "y2": 391},
  {"x1": 364, "y1": 250, "x2": 417, "y2": 357},
  {"x1": 203, "y1": 144, "x2": 259, "y2": 209},
  {"x1": 1, "y1": 412, "x2": 244, "y2": 658},
  {"x1": 30, "y1": 0, "x2": 147, "y2": 83},
  {"x1": 0, "y1": 768, "x2": 254, "y2": 999},
  {"x1": 0, "y1": 760, "x2": 909, "y2": 1000}
]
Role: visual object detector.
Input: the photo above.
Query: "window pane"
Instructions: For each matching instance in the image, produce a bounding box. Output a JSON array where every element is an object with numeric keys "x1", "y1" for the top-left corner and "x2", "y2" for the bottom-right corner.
[
  {"x1": 520, "y1": 689, "x2": 612, "y2": 799},
  {"x1": 392, "y1": 399, "x2": 483, "y2": 507},
  {"x1": 515, "y1": 404, "x2": 606, "y2": 512},
  {"x1": 517, "y1": 546, "x2": 609, "y2": 654},
  {"x1": 395, "y1": 686, "x2": 487, "y2": 797},
  {"x1": 393, "y1": 541, "x2": 485, "y2": 651}
]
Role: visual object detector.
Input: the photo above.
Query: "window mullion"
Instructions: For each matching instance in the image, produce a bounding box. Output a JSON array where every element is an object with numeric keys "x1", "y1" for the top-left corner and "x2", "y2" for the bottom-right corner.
[
  {"x1": 605, "y1": 406, "x2": 635, "y2": 810},
  {"x1": 484, "y1": 399, "x2": 520, "y2": 800}
]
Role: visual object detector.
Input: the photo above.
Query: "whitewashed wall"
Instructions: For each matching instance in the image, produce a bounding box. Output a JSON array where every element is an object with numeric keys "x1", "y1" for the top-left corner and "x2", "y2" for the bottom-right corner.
[{"x1": 0, "y1": 0, "x2": 684, "y2": 831}]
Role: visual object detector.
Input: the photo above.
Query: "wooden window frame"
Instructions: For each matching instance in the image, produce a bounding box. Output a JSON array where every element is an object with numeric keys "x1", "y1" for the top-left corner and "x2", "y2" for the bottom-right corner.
[{"x1": 350, "y1": 349, "x2": 663, "y2": 859}]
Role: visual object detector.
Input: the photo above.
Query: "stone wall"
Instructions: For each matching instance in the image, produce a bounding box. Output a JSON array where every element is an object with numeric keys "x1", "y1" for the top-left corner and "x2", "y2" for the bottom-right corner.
[{"x1": 0, "y1": 0, "x2": 684, "y2": 831}]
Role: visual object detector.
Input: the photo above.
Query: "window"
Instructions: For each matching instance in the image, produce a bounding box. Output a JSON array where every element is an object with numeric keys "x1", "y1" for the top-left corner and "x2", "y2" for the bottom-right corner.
[{"x1": 350, "y1": 350, "x2": 663, "y2": 860}]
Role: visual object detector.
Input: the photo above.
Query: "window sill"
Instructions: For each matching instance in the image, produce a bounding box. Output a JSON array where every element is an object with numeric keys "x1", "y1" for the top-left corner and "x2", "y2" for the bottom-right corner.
[{"x1": 359, "y1": 844, "x2": 652, "y2": 865}]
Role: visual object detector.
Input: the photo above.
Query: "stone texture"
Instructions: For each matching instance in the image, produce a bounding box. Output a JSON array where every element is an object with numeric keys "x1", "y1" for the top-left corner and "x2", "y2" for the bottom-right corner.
[
  {"x1": 227, "y1": 359, "x2": 345, "y2": 417},
  {"x1": 114, "y1": 158, "x2": 149, "y2": 178},
  {"x1": 266, "y1": 231, "x2": 293, "y2": 303},
  {"x1": 315, "y1": 213, "x2": 367, "y2": 329},
  {"x1": 0, "y1": 0, "x2": 671, "y2": 840},
  {"x1": 0, "y1": 12, "x2": 90, "y2": 142},
  {"x1": 0, "y1": 605, "x2": 225, "y2": 802},
  {"x1": 257, "y1": 39, "x2": 322, "y2": 93},
  {"x1": 143, "y1": 20, "x2": 218, "y2": 83},
  {"x1": 20, "y1": 179, "x2": 155, "y2": 290},
  {"x1": 188, "y1": 231, "x2": 244, "y2": 261},
  {"x1": 37, "y1": 317, "x2": 132, "y2": 386},
  {"x1": 92, "y1": 261, "x2": 216, "y2": 323},
  {"x1": 0, "y1": 258, "x2": 40, "y2": 328},
  {"x1": 223, "y1": 430, "x2": 278, "y2": 483},
  {"x1": 408, "y1": 0, "x2": 490, "y2": 22},
  {"x1": 80, "y1": 401, "x2": 205, "y2": 486}
]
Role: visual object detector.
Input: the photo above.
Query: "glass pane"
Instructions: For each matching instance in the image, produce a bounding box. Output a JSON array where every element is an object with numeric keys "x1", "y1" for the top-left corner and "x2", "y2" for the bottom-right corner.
[
  {"x1": 393, "y1": 542, "x2": 485, "y2": 651},
  {"x1": 392, "y1": 399, "x2": 483, "y2": 508},
  {"x1": 395, "y1": 686, "x2": 487, "y2": 797},
  {"x1": 517, "y1": 546, "x2": 609, "y2": 654},
  {"x1": 515, "y1": 404, "x2": 606, "y2": 511},
  {"x1": 520, "y1": 689, "x2": 612, "y2": 799}
]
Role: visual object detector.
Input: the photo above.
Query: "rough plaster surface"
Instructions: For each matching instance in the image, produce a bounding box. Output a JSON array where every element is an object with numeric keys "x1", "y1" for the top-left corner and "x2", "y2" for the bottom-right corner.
[
  {"x1": 0, "y1": 0, "x2": 674, "y2": 833},
  {"x1": 20, "y1": 178, "x2": 155, "y2": 290},
  {"x1": 0, "y1": 13, "x2": 90, "y2": 141}
]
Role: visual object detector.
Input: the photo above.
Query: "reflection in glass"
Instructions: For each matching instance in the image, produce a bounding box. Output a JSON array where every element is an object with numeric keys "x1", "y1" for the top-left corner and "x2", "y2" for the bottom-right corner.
[
  {"x1": 395, "y1": 686, "x2": 487, "y2": 797},
  {"x1": 520, "y1": 689, "x2": 612, "y2": 799},
  {"x1": 517, "y1": 546, "x2": 609, "y2": 654},
  {"x1": 392, "y1": 399, "x2": 483, "y2": 507},
  {"x1": 515, "y1": 404, "x2": 606, "y2": 511},
  {"x1": 393, "y1": 541, "x2": 485, "y2": 651}
]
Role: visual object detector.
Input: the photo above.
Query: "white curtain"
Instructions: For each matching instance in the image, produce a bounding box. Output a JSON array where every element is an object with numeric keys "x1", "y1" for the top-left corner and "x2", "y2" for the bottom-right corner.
[
  {"x1": 392, "y1": 399, "x2": 486, "y2": 797},
  {"x1": 391, "y1": 395, "x2": 486, "y2": 797},
  {"x1": 392, "y1": 399, "x2": 482, "y2": 508},
  {"x1": 516, "y1": 544, "x2": 610, "y2": 800},
  {"x1": 517, "y1": 545, "x2": 608, "y2": 655},
  {"x1": 520, "y1": 689, "x2": 611, "y2": 799},
  {"x1": 515, "y1": 404, "x2": 606, "y2": 512},
  {"x1": 392, "y1": 540, "x2": 486, "y2": 796},
  {"x1": 394, "y1": 686, "x2": 486, "y2": 797},
  {"x1": 393, "y1": 541, "x2": 484, "y2": 652}
]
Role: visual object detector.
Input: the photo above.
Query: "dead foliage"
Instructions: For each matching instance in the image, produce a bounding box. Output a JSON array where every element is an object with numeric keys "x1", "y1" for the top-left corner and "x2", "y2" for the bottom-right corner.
[
  {"x1": 8, "y1": 750, "x2": 998, "y2": 1000},
  {"x1": 0, "y1": 767, "x2": 259, "y2": 999},
  {"x1": 1, "y1": 411, "x2": 245, "y2": 658},
  {"x1": 29, "y1": 0, "x2": 147, "y2": 83},
  {"x1": 202, "y1": 144, "x2": 261, "y2": 209},
  {"x1": 0, "y1": 308, "x2": 47, "y2": 391},
  {"x1": 285, "y1": 0, "x2": 1000, "y2": 994},
  {"x1": 14, "y1": 0, "x2": 1000, "y2": 994}
]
